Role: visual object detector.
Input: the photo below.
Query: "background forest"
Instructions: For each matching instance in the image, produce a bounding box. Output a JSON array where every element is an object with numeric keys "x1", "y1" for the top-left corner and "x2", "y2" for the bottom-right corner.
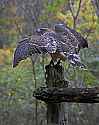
[{"x1": 0, "y1": 0, "x2": 99, "y2": 125}]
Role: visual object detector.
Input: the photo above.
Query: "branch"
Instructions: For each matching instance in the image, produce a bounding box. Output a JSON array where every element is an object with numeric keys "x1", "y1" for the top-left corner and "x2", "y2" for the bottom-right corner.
[
  {"x1": 14, "y1": 18, "x2": 23, "y2": 36},
  {"x1": 31, "y1": 57, "x2": 38, "y2": 125},
  {"x1": 68, "y1": 0, "x2": 82, "y2": 29},
  {"x1": 84, "y1": 4, "x2": 96, "y2": 39},
  {"x1": 91, "y1": 0, "x2": 99, "y2": 17},
  {"x1": 68, "y1": 0, "x2": 75, "y2": 19},
  {"x1": 33, "y1": 87, "x2": 99, "y2": 103},
  {"x1": 75, "y1": 0, "x2": 82, "y2": 20}
]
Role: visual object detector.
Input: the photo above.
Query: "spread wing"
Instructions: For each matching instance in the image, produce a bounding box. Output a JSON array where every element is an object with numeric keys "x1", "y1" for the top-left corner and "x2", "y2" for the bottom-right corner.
[
  {"x1": 13, "y1": 32, "x2": 57, "y2": 67},
  {"x1": 65, "y1": 25, "x2": 88, "y2": 49},
  {"x1": 56, "y1": 31, "x2": 79, "y2": 54},
  {"x1": 13, "y1": 24, "x2": 88, "y2": 68},
  {"x1": 54, "y1": 24, "x2": 88, "y2": 68},
  {"x1": 55, "y1": 24, "x2": 88, "y2": 53}
]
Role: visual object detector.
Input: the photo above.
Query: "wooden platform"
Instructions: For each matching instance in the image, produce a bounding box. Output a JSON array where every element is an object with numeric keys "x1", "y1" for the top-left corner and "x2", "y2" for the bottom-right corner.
[{"x1": 33, "y1": 86, "x2": 99, "y2": 103}]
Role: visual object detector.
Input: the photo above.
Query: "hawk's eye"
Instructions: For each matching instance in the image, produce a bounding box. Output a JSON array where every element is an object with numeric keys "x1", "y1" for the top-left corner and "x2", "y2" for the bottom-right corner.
[
  {"x1": 36, "y1": 28, "x2": 42, "y2": 35},
  {"x1": 36, "y1": 28, "x2": 48, "y2": 35}
]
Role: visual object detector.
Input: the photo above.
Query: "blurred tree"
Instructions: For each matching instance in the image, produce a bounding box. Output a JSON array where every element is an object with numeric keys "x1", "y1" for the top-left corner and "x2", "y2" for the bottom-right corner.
[{"x1": 91, "y1": 0, "x2": 99, "y2": 17}]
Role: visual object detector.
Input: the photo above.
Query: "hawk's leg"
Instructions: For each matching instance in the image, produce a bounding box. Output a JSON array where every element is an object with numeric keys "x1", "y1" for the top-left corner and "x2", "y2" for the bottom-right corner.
[{"x1": 50, "y1": 52, "x2": 65, "y2": 66}]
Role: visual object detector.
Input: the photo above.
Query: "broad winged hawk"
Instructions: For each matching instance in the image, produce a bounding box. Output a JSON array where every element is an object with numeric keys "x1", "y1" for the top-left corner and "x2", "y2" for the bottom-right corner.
[{"x1": 13, "y1": 23, "x2": 88, "y2": 68}]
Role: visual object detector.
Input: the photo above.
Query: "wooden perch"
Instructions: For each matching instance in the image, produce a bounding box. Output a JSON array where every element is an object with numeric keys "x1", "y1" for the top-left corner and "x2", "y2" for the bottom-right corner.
[{"x1": 33, "y1": 87, "x2": 99, "y2": 103}]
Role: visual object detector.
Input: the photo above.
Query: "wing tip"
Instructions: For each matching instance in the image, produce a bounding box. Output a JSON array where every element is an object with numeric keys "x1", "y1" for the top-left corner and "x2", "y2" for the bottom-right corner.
[
  {"x1": 12, "y1": 63, "x2": 17, "y2": 68},
  {"x1": 12, "y1": 58, "x2": 18, "y2": 68}
]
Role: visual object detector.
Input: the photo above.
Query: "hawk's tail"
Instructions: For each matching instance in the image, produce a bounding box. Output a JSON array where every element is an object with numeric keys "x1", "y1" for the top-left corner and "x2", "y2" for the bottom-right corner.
[{"x1": 66, "y1": 52, "x2": 86, "y2": 69}]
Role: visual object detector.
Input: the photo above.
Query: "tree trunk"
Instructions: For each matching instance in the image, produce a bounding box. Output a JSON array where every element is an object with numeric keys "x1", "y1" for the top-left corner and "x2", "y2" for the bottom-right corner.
[{"x1": 91, "y1": 0, "x2": 99, "y2": 17}]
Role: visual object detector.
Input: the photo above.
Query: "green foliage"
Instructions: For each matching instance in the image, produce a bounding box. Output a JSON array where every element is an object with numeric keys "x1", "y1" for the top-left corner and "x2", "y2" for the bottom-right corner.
[
  {"x1": 39, "y1": 0, "x2": 67, "y2": 22},
  {"x1": 0, "y1": 50, "x2": 45, "y2": 109},
  {"x1": 0, "y1": 4, "x2": 24, "y2": 47},
  {"x1": 47, "y1": 0, "x2": 66, "y2": 12},
  {"x1": 83, "y1": 70, "x2": 98, "y2": 85},
  {"x1": 66, "y1": 67, "x2": 98, "y2": 86},
  {"x1": 0, "y1": 63, "x2": 32, "y2": 107}
]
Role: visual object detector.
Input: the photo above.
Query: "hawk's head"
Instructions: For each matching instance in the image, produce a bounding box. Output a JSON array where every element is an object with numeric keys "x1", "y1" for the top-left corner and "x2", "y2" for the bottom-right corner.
[
  {"x1": 54, "y1": 23, "x2": 66, "y2": 32},
  {"x1": 36, "y1": 28, "x2": 50, "y2": 35}
]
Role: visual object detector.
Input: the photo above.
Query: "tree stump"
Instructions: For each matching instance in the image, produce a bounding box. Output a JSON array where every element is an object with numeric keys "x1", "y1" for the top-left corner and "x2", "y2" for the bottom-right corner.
[
  {"x1": 33, "y1": 62, "x2": 99, "y2": 125},
  {"x1": 45, "y1": 61, "x2": 69, "y2": 125}
]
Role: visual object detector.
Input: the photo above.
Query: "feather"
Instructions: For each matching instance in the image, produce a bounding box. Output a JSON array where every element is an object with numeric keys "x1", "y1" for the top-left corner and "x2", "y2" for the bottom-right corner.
[
  {"x1": 13, "y1": 24, "x2": 88, "y2": 68},
  {"x1": 13, "y1": 33, "x2": 57, "y2": 67}
]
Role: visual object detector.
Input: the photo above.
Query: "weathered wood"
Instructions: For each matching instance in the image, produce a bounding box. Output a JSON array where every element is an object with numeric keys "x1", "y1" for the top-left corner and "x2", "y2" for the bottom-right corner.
[
  {"x1": 33, "y1": 87, "x2": 99, "y2": 103},
  {"x1": 33, "y1": 61, "x2": 99, "y2": 125},
  {"x1": 45, "y1": 61, "x2": 69, "y2": 88},
  {"x1": 45, "y1": 61, "x2": 68, "y2": 125}
]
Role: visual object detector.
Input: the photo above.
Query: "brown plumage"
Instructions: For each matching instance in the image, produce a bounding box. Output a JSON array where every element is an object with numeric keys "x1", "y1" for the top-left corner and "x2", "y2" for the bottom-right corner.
[{"x1": 13, "y1": 23, "x2": 88, "y2": 68}]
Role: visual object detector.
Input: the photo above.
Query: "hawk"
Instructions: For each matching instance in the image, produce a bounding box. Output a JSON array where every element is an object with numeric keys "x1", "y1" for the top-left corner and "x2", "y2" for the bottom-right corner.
[{"x1": 13, "y1": 23, "x2": 88, "y2": 68}]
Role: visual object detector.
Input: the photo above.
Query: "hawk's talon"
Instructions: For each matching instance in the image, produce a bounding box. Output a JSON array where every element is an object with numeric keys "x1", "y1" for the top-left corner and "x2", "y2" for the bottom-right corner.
[
  {"x1": 57, "y1": 59, "x2": 61, "y2": 65},
  {"x1": 50, "y1": 59, "x2": 61, "y2": 67},
  {"x1": 50, "y1": 60, "x2": 54, "y2": 66}
]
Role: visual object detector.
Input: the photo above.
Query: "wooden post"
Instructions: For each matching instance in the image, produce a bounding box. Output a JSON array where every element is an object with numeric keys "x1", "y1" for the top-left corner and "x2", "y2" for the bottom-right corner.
[
  {"x1": 33, "y1": 62, "x2": 99, "y2": 124},
  {"x1": 45, "y1": 61, "x2": 68, "y2": 125}
]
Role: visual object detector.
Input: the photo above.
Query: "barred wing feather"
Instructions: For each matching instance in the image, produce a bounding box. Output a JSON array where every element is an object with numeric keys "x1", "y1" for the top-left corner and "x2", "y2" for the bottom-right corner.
[{"x1": 13, "y1": 33, "x2": 57, "y2": 67}]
